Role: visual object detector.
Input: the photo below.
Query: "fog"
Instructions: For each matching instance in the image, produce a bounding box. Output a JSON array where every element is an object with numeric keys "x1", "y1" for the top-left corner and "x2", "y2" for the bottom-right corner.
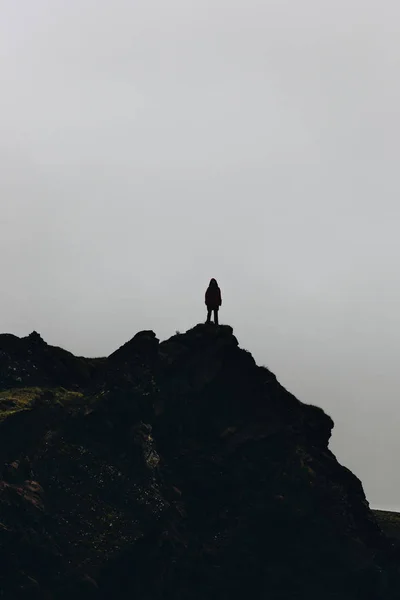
[{"x1": 1, "y1": 0, "x2": 399, "y2": 509}]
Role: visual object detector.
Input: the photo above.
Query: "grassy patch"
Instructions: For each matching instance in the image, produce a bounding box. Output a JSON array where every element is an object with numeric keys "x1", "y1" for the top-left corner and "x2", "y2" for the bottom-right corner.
[{"x1": 0, "y1": 387, "x2": 84, "y2": 422}]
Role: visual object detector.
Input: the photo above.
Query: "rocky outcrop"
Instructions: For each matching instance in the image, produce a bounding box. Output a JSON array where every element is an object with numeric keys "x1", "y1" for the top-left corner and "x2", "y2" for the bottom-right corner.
[
  {"x1": 109, "y1": 330, "x2": 159, "y2": 364},
  {"x1": 0, "y1": 331, "x2": 99, "y2": 390},
  {"x1": 0, "y1": 324, "x2": 399, "y2": 599}
]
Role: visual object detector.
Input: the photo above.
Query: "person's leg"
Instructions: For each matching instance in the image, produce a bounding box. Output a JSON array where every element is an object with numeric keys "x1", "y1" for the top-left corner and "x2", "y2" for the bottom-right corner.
[
  {"x1": 214, "y1": 308, "x2": 219, "y2": 325},
  {"x1": 206, "y1": 308, "x2": 212, "y2": 323}
]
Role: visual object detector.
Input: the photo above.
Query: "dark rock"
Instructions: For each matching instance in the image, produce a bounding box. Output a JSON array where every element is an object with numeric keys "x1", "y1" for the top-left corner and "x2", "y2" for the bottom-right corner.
[
  {"x1": 0, "y1": 324, "x2": 399, "y2": 599},
  {"x1": 0, "y1": 332, "x2": 97, "y2": 390},
  {"x1": 2, "y1": 456, "x2": 32, "y2": 483},
  {"x1": 25, "y1": 331, "x2": 46, "y2": 345},
  {"x1": 109, "y1": 331, "x2": 159, "y2": 364}
]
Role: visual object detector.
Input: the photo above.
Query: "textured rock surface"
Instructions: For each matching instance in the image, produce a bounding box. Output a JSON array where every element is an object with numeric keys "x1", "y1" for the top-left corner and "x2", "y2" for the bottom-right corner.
[{"x1": 0, "y1": 325, "x2": 399, "y2": 599}]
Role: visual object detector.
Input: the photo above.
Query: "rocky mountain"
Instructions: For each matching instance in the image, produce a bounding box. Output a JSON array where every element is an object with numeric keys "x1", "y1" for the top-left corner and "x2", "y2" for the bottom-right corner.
[{"x1": 0, "y1": 325, "x2": 399, "y2": 599}]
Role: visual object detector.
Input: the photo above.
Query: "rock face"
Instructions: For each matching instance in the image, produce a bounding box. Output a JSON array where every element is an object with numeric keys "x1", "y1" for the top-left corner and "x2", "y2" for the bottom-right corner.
[
  {"x1": 0, "y1": 325, "x2": 399, "y2": 599},
  {"x1": 0, "y1": 331, "x2": 99, "y2": 389}
]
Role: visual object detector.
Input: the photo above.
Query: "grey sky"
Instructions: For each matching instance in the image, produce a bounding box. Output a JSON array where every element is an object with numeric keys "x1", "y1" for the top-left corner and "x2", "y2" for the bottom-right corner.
[{"x1": 1, "y1": 0, "x2": 399, "y2": 509}]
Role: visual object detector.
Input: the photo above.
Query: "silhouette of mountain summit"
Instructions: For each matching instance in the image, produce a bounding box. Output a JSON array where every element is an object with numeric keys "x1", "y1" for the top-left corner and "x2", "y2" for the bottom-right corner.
[{"x1": 0, "y1": 324, "x2": 399, "y2": 599}]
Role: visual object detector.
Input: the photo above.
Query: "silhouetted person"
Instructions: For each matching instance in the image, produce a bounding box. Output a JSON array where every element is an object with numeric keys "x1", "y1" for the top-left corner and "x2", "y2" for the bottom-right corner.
[{"x1": 205, "y1": 278, "x2": 222, "y2": 325}]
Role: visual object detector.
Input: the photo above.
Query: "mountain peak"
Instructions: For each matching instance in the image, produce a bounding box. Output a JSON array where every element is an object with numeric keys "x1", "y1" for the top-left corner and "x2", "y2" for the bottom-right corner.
[
  {"x1": 0, "y1": 326, "x2": 399, "y2": 599},
  {"x1": 26, "y1": 330, "x2": 45, "y2": 343}
]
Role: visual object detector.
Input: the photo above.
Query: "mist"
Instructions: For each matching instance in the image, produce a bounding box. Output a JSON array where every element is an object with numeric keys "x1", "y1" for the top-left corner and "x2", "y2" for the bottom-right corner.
[{"x1": 1, "y1": 0, "x2": 399, "y2": 509}]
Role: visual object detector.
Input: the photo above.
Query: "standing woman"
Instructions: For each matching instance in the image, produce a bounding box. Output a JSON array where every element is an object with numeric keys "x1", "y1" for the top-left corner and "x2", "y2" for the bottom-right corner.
[{"x1": 205, "y1": 278, "x2": 222, "y2": 325}]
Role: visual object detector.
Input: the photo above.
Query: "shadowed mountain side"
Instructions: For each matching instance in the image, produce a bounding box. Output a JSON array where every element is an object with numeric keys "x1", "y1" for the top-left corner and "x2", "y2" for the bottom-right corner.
[
  {"x1": 374, "y1": 510, "x2": 400, "y2": 542},
  {"x1": 0, "y1": 324, "x2": 399, "y2": 599}
]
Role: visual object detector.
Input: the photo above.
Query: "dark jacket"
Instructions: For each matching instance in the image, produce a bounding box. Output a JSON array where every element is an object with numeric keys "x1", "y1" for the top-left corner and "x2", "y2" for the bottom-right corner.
[{"x1": 205, "y1": 280, "x2": 222, "y2": 309}]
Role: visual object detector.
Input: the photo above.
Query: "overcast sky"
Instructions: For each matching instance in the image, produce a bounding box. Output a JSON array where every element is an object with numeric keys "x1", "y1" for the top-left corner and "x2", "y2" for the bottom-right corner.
[{"x1": 1, "y1": 0, "x2": 400, "y2": 510}]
